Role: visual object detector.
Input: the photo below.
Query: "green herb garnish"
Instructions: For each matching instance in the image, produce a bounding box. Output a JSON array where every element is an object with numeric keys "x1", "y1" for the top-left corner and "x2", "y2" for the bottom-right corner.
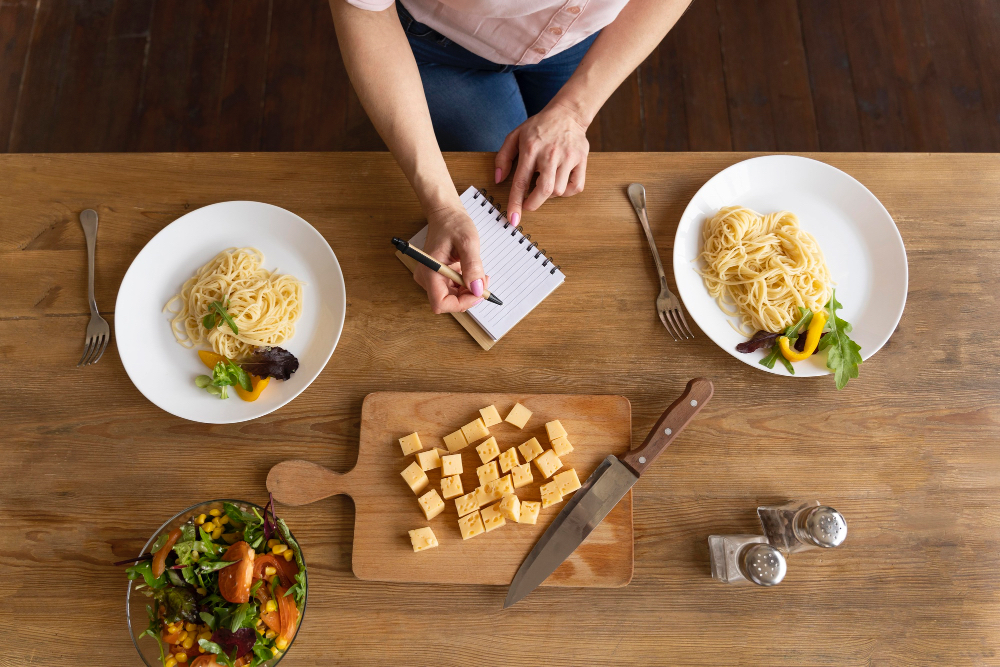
[
  {"x1": 202, "y1": 299, "x2": 238, "y2": 335},
  {"x1": 817, "y1": 290, "x2": 863, "y2": 389},
  {"x1": 195, "y1": 360, "x2": 253, "y2": 399}
]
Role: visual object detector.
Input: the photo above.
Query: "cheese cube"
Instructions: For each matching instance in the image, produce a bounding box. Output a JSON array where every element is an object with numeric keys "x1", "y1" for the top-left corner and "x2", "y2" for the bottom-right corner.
[
  {"x1": 480, "y1": 502, "x2": 506, "y2": 532},
  {"x1": 400, "y1": 462, "x2": 429, "y2": 494},
  {"x1": 498, "y1": 447, "x2": 519, "y2": 473},
  {"x1": 461, "y1": 418, "x2": 490, "y2": 444},
  {"x1": 417, "y1": 489, "x2": 445, "y2": 520},
  {"x1": 441, "y1": 474, "x2": 464, "y2": 500},
  {"x1": 476, "y1": 461, "x2": 500, "y2": 486},
  {"x1": 408, "y1": 527, "x2": 438, "y2": 552},
  {"x1": 441, "y1": 454, "x2": 463, "y2": 477},
  {"x1": 498, "y1": 493, "x2": 521, "y2": 522},
  {"x1": 505, "y1": 402, "x2": 533, "y2": 428},
  {"x1": 510, "y1": 462, "x2": 533, "y2": 489},
  {"x1": 518, "y1": 437, "x2": 544, "y2": 462},
  {"x1": 540, "y1": 481, "x2": 563, "y2": 508},
  {"x1": 398, "y1": 432, "x2": 423, "y2": 456},
  {"x1": 494, "y1": 474, "x2": 514, "y2": 497},
  {"x1": 416, "y1": 448, "x2": 442, "y2": 471},
  {"x1": 479, "y1": 404, "x2": 502, "y2": 427},
  {"x1": 519, "y1": 501, "x2": 541, "y2": 525},
  {"x1": 551, "y1": 435, "x2": 574, "y2": 457},
  {"x1": 476, "y1": 485, "x2": 497, "y2": 507},
  {"x1": 554, "y1": 468, "x2": 582, "y2": 496},
  {"x1": 544, "y1": 420, "x2": 567, "y2": 442},
  {"x1": 443, "y1": 429, "x2": 468, "y2": 452},
  {"x1": 455, "y1": 491, "x2": 480, "y2": 517},
  {"x1": 534, "y1": 449, "x2": 563, "y2": 479},
  {"x1": 458, "y1": 511, "x2": 485, "y2": 540},
  {"x1": 476, "y1": 436, "x2": 500, "y2": 464}
]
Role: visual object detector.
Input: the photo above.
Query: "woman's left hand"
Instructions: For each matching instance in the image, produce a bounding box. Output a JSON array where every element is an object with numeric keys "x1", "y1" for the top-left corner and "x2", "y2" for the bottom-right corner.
[{"x1": 494, "y1": 102, "x2": 590, "y2": 226}]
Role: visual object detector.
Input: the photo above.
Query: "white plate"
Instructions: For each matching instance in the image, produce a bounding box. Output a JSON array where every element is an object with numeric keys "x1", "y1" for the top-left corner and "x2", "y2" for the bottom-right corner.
[
  {"x1": 115, "y1": 201, "x2": 346, "y2": 423},
  {"x1": 673, "y1": 155, "x2": 907, "y2": 377}
]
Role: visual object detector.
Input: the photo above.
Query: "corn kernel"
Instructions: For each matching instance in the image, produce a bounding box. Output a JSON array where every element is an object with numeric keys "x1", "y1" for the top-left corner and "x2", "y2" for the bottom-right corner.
[
  {"x1": 271, "y1": 647, "x2": 281, "y2": 657},
  {"x1": 218, "y1": 515, "x2": 229, "y2": 525},
  {"x1": 271, "y1": 544, "x2": 287, "y2": 555},
  {"x1": 264, "y1": 566, "x2": 277, "y2": 576},
  {"x1": 198, "y1": 647, "x2": 205, "y2": 653},
  {"x1": 283, "y1": 549, "x2": 294, "y2": 562},
  {"x1": 194, "y1": 514, "x2": 206, "y2": 525},
  {"x1": 211, "y1": 526, "x2": 223, "y2": 540},
  {"x1": 267, "y1": 539, "x2": 280, "y2": 548},
  {"x1": 184, "y1": 622, "x2": 196, "y2": 632},
  {"x1": 265, "y1": 629, "x2": 277, "y2": 639},
  {"x1": 191, "y1": 551, "x2": 200, "y2": 561},
  {"x1": 175, "y1": 654, "x2": 188, "y2": 664},
  {"x1": 181, "y1": 637, "x2": 194, "y2": 650},
  {"x1": 164, "y1": 659, "x2": 177, "y2": 667},
  {"x1": 202, "y1": 521, "x2": 215, "y2": 533},
  {"x1": 198, "y1": 631, "x2": 212, "y2": 642},
  {"x1": 179, "y1": 631, "x2": 188, "y2": 642},
  {"x1": 256, "y1": 626, "x2": 265, "y2": 635},
  {"x1": 195, "y1": 587, "x2": 206, "y2": 596},
  {"x1": 209, "y1": 509, "x2": 221, "y2": 517},
  {"x1": 275, "y1": 637, "x2": 289, "y2": 650},
  {"x1": 264, "y1": 600, "x2": 277, "y2": 613}
]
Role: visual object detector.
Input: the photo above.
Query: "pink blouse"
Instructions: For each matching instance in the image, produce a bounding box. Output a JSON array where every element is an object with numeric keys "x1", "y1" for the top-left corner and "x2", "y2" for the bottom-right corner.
[{"x1": 345, "y1": 0, "x2": 628, "y2": 66}]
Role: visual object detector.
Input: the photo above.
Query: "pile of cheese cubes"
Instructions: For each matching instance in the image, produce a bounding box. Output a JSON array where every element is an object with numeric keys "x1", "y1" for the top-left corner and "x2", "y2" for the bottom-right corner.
[{"x1": 400, "y1": 402, "x2": 582, "y2": 552}]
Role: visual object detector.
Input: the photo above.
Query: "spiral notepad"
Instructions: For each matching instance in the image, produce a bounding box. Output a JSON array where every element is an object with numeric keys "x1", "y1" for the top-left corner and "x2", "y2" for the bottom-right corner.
[{"x1": 404, "y1": 186, "x2": 565, "y2": 346}]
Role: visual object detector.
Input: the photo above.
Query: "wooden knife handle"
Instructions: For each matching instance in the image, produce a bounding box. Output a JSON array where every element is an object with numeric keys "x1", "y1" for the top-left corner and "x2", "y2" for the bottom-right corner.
[
  {"x1": 620, "y1": 378, "x2": 713, "y2": 477},
  {"x1": 266, "y1": 459, "x2": 356, "y2": 506}
]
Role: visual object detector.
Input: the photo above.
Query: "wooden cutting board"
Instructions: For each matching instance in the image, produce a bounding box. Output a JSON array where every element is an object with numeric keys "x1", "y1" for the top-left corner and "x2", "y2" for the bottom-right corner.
[{"x1": 268, "y1": 392, "x2": 634, "y2": 587}]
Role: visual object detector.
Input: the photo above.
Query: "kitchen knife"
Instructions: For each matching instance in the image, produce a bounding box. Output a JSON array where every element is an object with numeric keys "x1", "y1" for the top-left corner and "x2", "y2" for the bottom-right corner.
[{"x1": 503, "y1": 377, "x2": 714, "y2": 609}]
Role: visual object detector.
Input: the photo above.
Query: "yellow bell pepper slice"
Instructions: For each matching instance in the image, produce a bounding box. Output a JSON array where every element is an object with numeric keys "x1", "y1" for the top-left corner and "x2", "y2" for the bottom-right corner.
[
  {"x1": 778, "y1": 309, "x2": 829, "y2": 362},
  {"x1": 235, "y1": 374, "x2": 270, "y2": 402},
  {"x1": 197, "y1": 349, "x2": 270, "y2": 401}
]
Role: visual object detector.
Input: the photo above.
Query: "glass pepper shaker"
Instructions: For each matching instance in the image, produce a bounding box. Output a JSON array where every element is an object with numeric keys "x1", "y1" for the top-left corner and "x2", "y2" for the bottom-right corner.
[
  {"x1": 708, "y1": 534, "x2": 787, "y2": 586},
  {"x1": 757, "y1": 500, "x2": 847, "y2": 554}
]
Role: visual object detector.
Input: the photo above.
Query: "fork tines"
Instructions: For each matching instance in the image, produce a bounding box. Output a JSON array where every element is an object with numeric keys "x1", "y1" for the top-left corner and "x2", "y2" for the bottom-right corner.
[
  {"x1": 78, "y1": 333, "x2": 109, "y2": 367},
  {"x1": 660, "y1": 308, "x2": 695, "y2": 341}
]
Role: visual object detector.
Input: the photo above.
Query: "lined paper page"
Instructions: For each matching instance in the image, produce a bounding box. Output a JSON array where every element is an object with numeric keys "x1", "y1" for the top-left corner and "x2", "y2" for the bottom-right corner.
[{"x1": 408, "y1": 186, "x2": 565, "y2": 341}]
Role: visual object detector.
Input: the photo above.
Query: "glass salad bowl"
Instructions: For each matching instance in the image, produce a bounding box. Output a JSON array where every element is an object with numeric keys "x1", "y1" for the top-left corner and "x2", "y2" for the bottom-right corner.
[{"x1": 126, "y1": 499, "x2": 307, "y2": 667}]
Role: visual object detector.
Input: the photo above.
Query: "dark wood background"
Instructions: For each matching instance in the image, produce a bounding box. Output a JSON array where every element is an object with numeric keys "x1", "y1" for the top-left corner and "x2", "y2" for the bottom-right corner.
[{"x1": 2, "y1": 0, "x2": 998, "y2": 154}]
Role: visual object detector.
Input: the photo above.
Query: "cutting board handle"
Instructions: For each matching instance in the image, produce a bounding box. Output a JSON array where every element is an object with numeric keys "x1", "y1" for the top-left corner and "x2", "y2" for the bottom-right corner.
[{"x1": 266, "y1": 459, "x2": 357, "y2": 506}]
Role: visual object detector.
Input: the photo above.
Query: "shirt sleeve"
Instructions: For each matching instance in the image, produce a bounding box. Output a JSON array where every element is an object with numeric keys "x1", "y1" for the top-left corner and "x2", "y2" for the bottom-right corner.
[{"x1": 343, "y1": 0, "x2": 395, "y2": 10}]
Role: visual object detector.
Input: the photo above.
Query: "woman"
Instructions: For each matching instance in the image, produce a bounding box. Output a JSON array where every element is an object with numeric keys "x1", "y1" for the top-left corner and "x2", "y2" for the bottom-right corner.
[{"x1": 330, "y1": 0, "x2": 691, "y2": 313}]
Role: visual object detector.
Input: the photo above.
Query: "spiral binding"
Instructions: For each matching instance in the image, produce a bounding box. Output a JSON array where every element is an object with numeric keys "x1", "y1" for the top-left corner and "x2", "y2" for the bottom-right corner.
[{"x1": 473, "y1": 188, "x2": 560, "y2": 274}]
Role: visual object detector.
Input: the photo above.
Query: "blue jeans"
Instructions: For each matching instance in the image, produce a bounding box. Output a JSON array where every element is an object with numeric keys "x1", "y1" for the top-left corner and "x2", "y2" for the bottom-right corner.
[{"x1": 397, "y1": 3, "x2": 598, "y2": 151}]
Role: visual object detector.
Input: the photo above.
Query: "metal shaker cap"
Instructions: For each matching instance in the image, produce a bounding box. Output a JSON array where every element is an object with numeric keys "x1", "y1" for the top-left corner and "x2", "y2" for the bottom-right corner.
[
  {"x1": 799, "y1": 506, "x2": 847, "y2": 548},
  {"x1": 739, "y1": 543, "x2": 787, "y2": 586}
]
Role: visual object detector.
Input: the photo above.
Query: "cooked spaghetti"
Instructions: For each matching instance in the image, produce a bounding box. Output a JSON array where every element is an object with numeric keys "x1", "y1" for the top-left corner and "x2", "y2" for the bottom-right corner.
[
  {"x1": 698, "y1": 206, "x2": 830, "y2": 335},
  {"x1": 165, "y1": 248, "x2": 304, "y2": 358}
]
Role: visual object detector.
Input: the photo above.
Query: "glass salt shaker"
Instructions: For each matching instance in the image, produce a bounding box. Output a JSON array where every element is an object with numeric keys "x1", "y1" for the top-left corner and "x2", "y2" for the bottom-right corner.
[
  {"x1": 708, "y1": 535, "x2": 787, "y2": 586},
  {"x1": 757, "y1": 500, "x2": 847, "y2": 554}
]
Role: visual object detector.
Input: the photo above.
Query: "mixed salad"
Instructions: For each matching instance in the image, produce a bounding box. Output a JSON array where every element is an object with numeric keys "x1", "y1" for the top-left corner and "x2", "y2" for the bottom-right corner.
[{"x1": 122, "y1": 497, "x2": 305, "y2": 667}]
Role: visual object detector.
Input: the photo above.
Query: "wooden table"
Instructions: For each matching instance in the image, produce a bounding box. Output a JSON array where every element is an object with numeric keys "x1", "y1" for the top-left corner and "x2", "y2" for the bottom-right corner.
[{"x1": 2, "y1": 152, "x2": 998, "y2": 666}]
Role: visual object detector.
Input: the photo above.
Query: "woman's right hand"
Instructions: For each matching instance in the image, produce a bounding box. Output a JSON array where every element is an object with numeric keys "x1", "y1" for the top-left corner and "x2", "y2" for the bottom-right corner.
[{"x1": 413, "y1": 204, "x2": 487, "y2": 314}]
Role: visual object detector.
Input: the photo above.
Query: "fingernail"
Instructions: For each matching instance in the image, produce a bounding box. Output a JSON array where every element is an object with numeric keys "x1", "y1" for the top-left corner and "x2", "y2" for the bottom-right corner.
[
  {"x1": 510, "y1": 212, "x2": 520, "y2": 226},
  {"x1": 470, "y1": 279, "x2": 484, "y2": 297},
  {"x1": 495, "y1": 168, "x2": 502, "y2": 184}
]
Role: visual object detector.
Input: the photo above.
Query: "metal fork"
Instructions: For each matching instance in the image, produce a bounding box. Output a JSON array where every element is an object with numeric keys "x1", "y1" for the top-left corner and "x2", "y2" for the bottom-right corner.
[
  {"x1": 77, "y1": 209, "x2": 111, "y2": 366},
  {"x1": 627, "y1": 183, "x2": 695, "y2": 340}
]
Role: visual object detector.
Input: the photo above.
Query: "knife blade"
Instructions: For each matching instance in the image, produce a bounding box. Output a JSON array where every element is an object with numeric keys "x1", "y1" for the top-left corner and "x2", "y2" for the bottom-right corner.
[{"x1": 503, "y1": 377, "x2": 714, "y2": 608}]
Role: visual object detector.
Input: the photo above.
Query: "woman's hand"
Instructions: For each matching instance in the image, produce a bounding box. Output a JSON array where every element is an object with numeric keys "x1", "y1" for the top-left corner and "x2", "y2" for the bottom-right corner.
[
  {"x1": 494, "y1": 102, "x2": 590, "y2": 225},
  {"x1": 414, "y1": 204, "x2": 488, "y2": 314}
]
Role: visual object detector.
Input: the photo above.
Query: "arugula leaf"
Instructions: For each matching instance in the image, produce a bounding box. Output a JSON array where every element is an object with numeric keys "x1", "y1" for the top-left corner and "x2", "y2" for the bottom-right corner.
[
  {"x1": 223, "y1": 502, "x2": 253, "y2": 528},
  {"x1": 197, "y1": 560, "x2": 239, "y2": 574},
  {"x1": 822, "y1": 291, "x2": 863, "y2": 389},
  {"x1": 138, "y1": 604, "x2": 166, "y2": 666},
  {"x1": 249, "y1": 580, "x2": 264, "y2": 596},
  {"x1": 126, "y1": 560, "x2": 168, "y2": 589},
  {"x1": 226, "y1": 360, "x2": 253, "y2": 392},
  {"x1": 200, "y1": 611, "x2": 217, "y2": 630},
  {"x1": 198, "y1": 640, "x2": 237, "y2": 667},
  {"x1": 759, "y1": 346, "x2": 780, "y2": 370},
  {"x1": 203, "y1": 300, "x2": 239, "y2": 335},
  {"x1": 276, "y1": 518, "x2": 307, "y2": 608}
]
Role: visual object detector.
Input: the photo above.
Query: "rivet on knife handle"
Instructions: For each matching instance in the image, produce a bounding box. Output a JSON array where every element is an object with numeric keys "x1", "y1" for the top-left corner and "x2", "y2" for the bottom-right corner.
[{"x1": 620, "y1": 378, "x2": 713, "y2": 477}]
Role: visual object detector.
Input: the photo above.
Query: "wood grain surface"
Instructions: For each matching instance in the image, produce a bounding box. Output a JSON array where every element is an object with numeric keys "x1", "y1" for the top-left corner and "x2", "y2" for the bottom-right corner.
[
  {"x1": 269, "y1": 392, "x2": 634, "y2": 587},
  {"x1": 1, "y1": 152, "x2": 999, "y2": 666}
]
